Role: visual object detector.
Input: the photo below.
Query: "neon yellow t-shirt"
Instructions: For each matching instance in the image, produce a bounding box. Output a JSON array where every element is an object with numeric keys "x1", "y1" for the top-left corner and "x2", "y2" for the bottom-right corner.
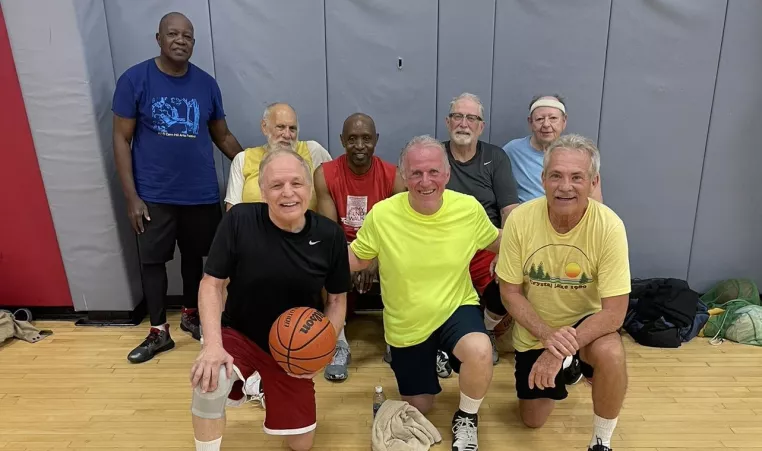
[
  {"x1": 495, "y1": 197, "x2": 631, "y2": 353},
  {"x1": 350, "y1": 190, "x2": 499, "y2": 348}
]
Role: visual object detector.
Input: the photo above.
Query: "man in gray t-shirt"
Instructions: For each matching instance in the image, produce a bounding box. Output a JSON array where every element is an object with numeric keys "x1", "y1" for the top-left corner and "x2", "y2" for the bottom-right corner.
[{"x1": 442, "y1": 92, "x2": 519, "y2": 364}]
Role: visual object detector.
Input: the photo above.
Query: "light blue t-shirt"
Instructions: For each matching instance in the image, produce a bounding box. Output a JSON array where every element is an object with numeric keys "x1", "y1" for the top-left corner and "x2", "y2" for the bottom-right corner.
[{"x1": 503, "y1": 136, "x2": 545, "y2": 203}]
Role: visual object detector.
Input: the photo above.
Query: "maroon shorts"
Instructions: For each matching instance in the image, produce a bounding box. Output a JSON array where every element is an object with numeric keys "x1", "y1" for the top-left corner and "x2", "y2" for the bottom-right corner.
[
  {"x1": 470, "y1": 249, "x2": 496, "y2": 295},
  {"x1": 222, "y1": 327, "x2": 316, "y2": 436}
]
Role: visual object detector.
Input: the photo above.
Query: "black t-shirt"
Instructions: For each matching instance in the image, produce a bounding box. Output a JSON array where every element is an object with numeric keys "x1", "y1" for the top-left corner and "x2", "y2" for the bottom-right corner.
[
  {"x1": 204, "y1": 203, "x2": 351, "y2": 352},
  {"x1": 444, "y1": 140, "x2": 519, "y2": 228}
]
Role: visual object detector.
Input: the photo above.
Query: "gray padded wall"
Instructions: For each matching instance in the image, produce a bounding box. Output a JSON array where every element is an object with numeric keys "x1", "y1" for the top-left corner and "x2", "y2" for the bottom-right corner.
[
  {"x1": 490, "y1": 0, "x2": 610, "y2": 147},
  {"x1": 688, "y1": 0, "x2": 762, "y2": 292},
  {"x1": 598, "y1": 0, "x2": 726, "y2": 280},
  {"x1": 2, "y1": 0, "x2": 141, "y2": 311},
  {"x1": 209, "y1": 0, "x2": 329, "y2": 153},
  {"x1": 104, "y1": 0, "x2": 219, "y2": 297},
  {"x1": 435, "y1": 0, "x2": 495, "y2": 141},
  {"x1": 325, "y1": 0, "x2": 439, "y2": 163}
]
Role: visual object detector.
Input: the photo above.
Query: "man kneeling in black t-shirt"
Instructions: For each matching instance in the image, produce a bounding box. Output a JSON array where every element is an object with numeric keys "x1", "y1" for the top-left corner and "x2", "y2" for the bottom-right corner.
[{"x1": 189, "y1": 149, "x2": 351, "y2": 451}]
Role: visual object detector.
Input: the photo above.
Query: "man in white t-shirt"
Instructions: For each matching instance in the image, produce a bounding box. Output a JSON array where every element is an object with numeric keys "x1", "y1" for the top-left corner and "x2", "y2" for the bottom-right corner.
[{"x1": 224, "y1": 103, "x2": 332, "y2": 210}]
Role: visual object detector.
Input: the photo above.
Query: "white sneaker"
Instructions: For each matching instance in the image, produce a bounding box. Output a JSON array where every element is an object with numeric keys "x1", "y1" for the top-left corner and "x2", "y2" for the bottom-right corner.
[{"x1": 243, "y1": 371, "x2": 265, "y2": 409}]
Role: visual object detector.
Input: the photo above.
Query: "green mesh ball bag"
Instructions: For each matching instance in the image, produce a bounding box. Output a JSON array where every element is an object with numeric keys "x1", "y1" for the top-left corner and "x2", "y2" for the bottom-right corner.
[{"x1": 700, "y1": 279, "x2": 760, "y2": 307}]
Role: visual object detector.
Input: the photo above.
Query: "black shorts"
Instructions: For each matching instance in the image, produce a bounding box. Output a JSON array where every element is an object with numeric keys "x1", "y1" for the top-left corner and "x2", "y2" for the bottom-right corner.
[
  {"x1": 137, "y1": 201, "x2": 222, "y2": 264},
  {"x1": 514, "y1": 315, "x2": 595, "y2": 401},
  {"x1": 389, "y1": 305, "x2": 486, "y2": 397}
]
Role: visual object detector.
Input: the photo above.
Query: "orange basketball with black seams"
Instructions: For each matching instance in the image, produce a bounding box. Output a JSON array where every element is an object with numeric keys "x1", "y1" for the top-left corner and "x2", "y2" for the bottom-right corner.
[{"x1": 269, "y1": 306, "x2": 337, "y2": 375}]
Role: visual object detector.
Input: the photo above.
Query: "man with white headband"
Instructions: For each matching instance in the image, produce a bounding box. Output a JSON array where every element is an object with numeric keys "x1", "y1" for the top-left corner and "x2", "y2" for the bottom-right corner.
[{"x1": 503, "y1": 95, "x2": 602, "y2": 203}]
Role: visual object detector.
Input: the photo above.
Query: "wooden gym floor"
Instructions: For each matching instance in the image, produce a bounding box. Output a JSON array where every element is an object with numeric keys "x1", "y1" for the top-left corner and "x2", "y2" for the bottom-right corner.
[{"x1": 1, "y1": 312, "x2": 762, "y2": 450}]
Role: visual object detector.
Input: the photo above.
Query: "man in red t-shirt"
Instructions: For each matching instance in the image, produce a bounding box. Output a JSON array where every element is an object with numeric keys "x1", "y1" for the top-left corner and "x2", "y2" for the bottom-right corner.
[{"x1": 315, "y1": 113, "x2": 405, "y2": 381}]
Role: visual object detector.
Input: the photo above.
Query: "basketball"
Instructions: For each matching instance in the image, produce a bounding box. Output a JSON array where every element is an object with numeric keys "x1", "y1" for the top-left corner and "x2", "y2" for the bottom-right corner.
[{"x1": 269, "y1": 307, "x2": 337, "y2": 375}]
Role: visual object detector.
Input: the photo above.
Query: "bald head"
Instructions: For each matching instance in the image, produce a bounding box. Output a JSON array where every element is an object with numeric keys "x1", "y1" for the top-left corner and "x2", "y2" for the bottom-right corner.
[
  {"x1": 159, "y1": 12, "x2": 193, "y2": 34},
  {"x1": 342, "y1": 113, "x2": 376, "y2": 136}
]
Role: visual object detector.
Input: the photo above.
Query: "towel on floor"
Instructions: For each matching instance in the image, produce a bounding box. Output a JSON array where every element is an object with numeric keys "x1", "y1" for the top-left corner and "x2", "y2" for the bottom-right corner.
[
  {"x1": 0, "y1": 311, "x2": 52, "y2": 344},
  {"x1": 371, "y1": 400, "x2": 442, "y2": 451}
]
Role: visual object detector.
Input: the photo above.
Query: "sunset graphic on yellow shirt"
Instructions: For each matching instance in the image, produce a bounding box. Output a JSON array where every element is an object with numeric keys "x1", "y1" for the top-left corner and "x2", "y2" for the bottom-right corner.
[{"x1": 523, "y1": 244, "x2": 593, "y2": 288}]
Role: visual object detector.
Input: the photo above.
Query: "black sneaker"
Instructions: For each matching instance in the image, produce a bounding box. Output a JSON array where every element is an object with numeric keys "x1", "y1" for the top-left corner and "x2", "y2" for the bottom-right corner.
[
  {"x1": 451, "y1": 410, "x2": 478, "y2": 451},
  {"x1": 564, "y1": 355, "x2": 583, "y2": 385},
  {"x1": 127, "y1": 327, "x2": 175, "y2": 363},
  {"x1": 589, "y1": 438, "x2": 612, "y2": 451},
  {"x1": 180, "y1": 308, "x2": 201, "y2": 341}
]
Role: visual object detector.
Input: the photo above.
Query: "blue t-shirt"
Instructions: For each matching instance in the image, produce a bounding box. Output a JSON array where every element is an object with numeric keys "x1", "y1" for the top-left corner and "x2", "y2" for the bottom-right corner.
[
  {"x1": 503, "y1": 136, "x2": 545, "y2": 203},
  {"x1": 112, "y1": 58, "x2": 224, "y2": 205}
]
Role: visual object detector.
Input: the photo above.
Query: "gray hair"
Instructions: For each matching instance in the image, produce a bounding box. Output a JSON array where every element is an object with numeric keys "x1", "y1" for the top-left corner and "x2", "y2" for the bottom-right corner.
[
  {"x1": 449, "y1": 92, "x2": 485, "y2": 118},
  {"x1": 262, "y1": 102, "x2": 299, "y2": 127},
  {"x1": 258, "y1": 149, "x2": 313, "y2": 188},
  {"x1": 543, "y1": 134, "x2": 600, "y2": 178},
  {"x1": 398, "y1": 135, "x2": 450, "y2": 178}
]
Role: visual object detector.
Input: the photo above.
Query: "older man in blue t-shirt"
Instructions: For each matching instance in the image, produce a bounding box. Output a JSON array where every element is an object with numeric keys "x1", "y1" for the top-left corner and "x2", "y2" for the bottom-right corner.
[
  {"x1": 503, "y1": 95, "x2": 603, "y2": 203},
  {"x1": 112, "y1": 12, "x2": 243, "y2": 364}
]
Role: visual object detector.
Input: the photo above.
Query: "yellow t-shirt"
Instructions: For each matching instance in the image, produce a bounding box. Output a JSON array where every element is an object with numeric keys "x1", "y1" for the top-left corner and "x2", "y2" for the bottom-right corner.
[
  {"x1": 495, "y1": 197, "x2": 631, "y2": 353},
  {"x1": 350, "y1": 190, "x2": 499, "y2": 348}
]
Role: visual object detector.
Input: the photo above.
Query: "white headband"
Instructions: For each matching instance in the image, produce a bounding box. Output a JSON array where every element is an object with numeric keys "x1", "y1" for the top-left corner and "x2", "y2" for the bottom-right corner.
[{"x1": 530, "y1": 98, "x2": 566, "y2": 115}]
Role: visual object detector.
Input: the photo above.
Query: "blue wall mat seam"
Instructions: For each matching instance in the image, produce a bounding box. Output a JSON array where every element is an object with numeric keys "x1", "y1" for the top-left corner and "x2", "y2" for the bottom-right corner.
[
  {"x1": 596, "y1": 0, "x2": 613, "y2": 146},
  {"x1": 686, "y1": 0, "x2": 730, "y2": 284},
  {"x1": 487, "y1": 0, "x2": 498, "y2": 143}
]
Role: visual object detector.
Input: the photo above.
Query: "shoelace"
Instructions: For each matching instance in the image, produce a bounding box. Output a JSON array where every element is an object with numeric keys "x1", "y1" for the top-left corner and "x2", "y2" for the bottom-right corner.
[
  {"x1": 332, "y1": 344, "x2": 350, "y2": 366},
  {"x1": 452, "y1": 417, "x2": 477, "y2": 442},
  {"x1": 144, "y1": 330, "x2": 163, "y2": 344}
]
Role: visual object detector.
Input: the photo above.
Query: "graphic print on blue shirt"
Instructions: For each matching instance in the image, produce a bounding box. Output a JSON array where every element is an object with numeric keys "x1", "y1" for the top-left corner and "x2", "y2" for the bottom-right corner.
[
  {"x1": 151, "y1": 96, "x2": 200, "y2": 137},
  {"x1": 112, "y1": 59, "x2": 225, "y2": 205}
]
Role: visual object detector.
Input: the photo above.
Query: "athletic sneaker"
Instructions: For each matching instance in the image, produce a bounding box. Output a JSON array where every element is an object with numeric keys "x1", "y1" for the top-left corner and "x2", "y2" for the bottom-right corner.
[
  {"x1": 127, "y1": 327, "x2": 175, "y2": 363},
  {"x1": 451, "y1": 410, "x2": 479, "y2": 451},
  {"x1": 324, "y1": 340, "x2": 351, "y2": 381},
  {"x1": 486, "y1": 330, "x2": 499, "y2": 365},
  {"x1": 383, "y1": 344, "x2": 392, "y2": 364},
  {"x1": 180, "y1": 308, "x2": 201, "y2": 341},
  {"x1": 436, "y1": 350, "x2": 453, "y2": 378},
  {"x1": 563, "y1": 355, "x2": 583, "y2": 385},
  {"x1": 243, "y1": 371, "x2": 266, "y2": 409},
  {"x1": 589, "y1": 438, "x2": 611, "y2": 451}
]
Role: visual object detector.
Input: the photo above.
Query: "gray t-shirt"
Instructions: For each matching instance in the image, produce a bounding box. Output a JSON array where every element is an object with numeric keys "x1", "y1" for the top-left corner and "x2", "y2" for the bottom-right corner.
[{"x1": 444, "y1": 140, "x2": 519, "y2": 228}]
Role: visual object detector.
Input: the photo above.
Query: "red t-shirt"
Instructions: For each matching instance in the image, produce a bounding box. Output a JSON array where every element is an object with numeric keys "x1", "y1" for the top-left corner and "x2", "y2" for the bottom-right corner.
[{"x1": 322, "y1": 154, "x2": 397, "y2": 242}]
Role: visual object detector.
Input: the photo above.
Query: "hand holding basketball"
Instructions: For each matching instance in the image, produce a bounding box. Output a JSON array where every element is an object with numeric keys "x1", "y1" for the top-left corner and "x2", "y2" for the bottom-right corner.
[{"x1": 269, "y1": 307, "x2": 337, "y2": 376}]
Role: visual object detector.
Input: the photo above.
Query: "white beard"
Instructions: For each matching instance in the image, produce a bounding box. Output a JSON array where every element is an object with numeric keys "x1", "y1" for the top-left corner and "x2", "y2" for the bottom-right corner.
[{"x1": 452, "y1": 133, "x2": 473, "y2": 146}]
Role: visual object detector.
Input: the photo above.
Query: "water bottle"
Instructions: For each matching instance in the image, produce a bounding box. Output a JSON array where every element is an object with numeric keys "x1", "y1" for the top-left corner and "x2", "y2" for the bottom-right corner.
[{"x1": 372, "y1": 386, "x2": 386, "y2": 417}]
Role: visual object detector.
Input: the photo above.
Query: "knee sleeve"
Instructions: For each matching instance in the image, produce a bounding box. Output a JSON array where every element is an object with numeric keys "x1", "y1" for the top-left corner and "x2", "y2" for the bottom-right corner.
[
  {"x1": 482, "y1": 282, "x2": 507, "y2": 316},
  {"x1": 191, "y1": 366, "x2": 238, "y2": 420}
]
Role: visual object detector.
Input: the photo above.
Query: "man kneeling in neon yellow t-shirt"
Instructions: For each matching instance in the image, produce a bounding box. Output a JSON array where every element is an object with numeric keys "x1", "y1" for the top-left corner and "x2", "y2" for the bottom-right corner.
[{"x1": 348, "y1": 135, "x2": 501, "y2": 451}]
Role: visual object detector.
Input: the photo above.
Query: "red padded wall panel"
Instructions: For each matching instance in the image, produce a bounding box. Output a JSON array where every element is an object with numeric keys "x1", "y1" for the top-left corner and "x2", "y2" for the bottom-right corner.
[{"x1": 0, "y1": 6, "x2": 72, "y2": 307}]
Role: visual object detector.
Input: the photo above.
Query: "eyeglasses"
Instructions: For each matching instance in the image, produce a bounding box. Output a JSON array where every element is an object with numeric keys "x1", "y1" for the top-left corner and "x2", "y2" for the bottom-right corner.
[{"x1": 448, "y1": 113, "x2": 482, "y2": 124}]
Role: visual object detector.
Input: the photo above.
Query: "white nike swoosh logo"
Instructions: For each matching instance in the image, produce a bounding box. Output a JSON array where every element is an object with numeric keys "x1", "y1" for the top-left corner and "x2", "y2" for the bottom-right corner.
[
  {"x1": 309, "y1": 240, "x2": 320, "y2": 245},
  {"x1": 484, "y1": 161, "x2": 492, "y2": 165}
]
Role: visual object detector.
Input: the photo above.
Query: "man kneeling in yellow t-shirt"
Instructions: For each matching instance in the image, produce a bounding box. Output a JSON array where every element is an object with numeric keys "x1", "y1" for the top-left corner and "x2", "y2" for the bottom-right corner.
[
  {"x1": 495, "y1": 134, "x2": 631, "y2": 451},
  {"x1": 348, "y1": 135, "x2": 500, "y2": 451}
]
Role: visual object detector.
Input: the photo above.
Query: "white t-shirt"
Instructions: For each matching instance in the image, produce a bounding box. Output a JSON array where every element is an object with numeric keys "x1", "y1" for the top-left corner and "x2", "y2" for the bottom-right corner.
[{"x1": 224, "y1": 140, "x2": 332, "y2": 206}]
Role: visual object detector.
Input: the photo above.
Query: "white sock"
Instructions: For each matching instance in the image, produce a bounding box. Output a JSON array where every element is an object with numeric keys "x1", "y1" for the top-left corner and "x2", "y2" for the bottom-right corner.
[
  {"x1": 195, "y1": 437, "x2": 222, "y2": 451},
  {"x1": 458, "y1": 392, "x2": 483, "y2": 415},
  {"x1": 590, "y1": 414, "x2": 618, "y2": 448},
  {"x1": 483, "y1": 310, "x2": 502, "y2": 331},
  {"x1": 151, "y1": 322, "x2": 168, "y2": 331},
  {"x1": 337, "y1": 327, "x2": 347, "y2": 344}
]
